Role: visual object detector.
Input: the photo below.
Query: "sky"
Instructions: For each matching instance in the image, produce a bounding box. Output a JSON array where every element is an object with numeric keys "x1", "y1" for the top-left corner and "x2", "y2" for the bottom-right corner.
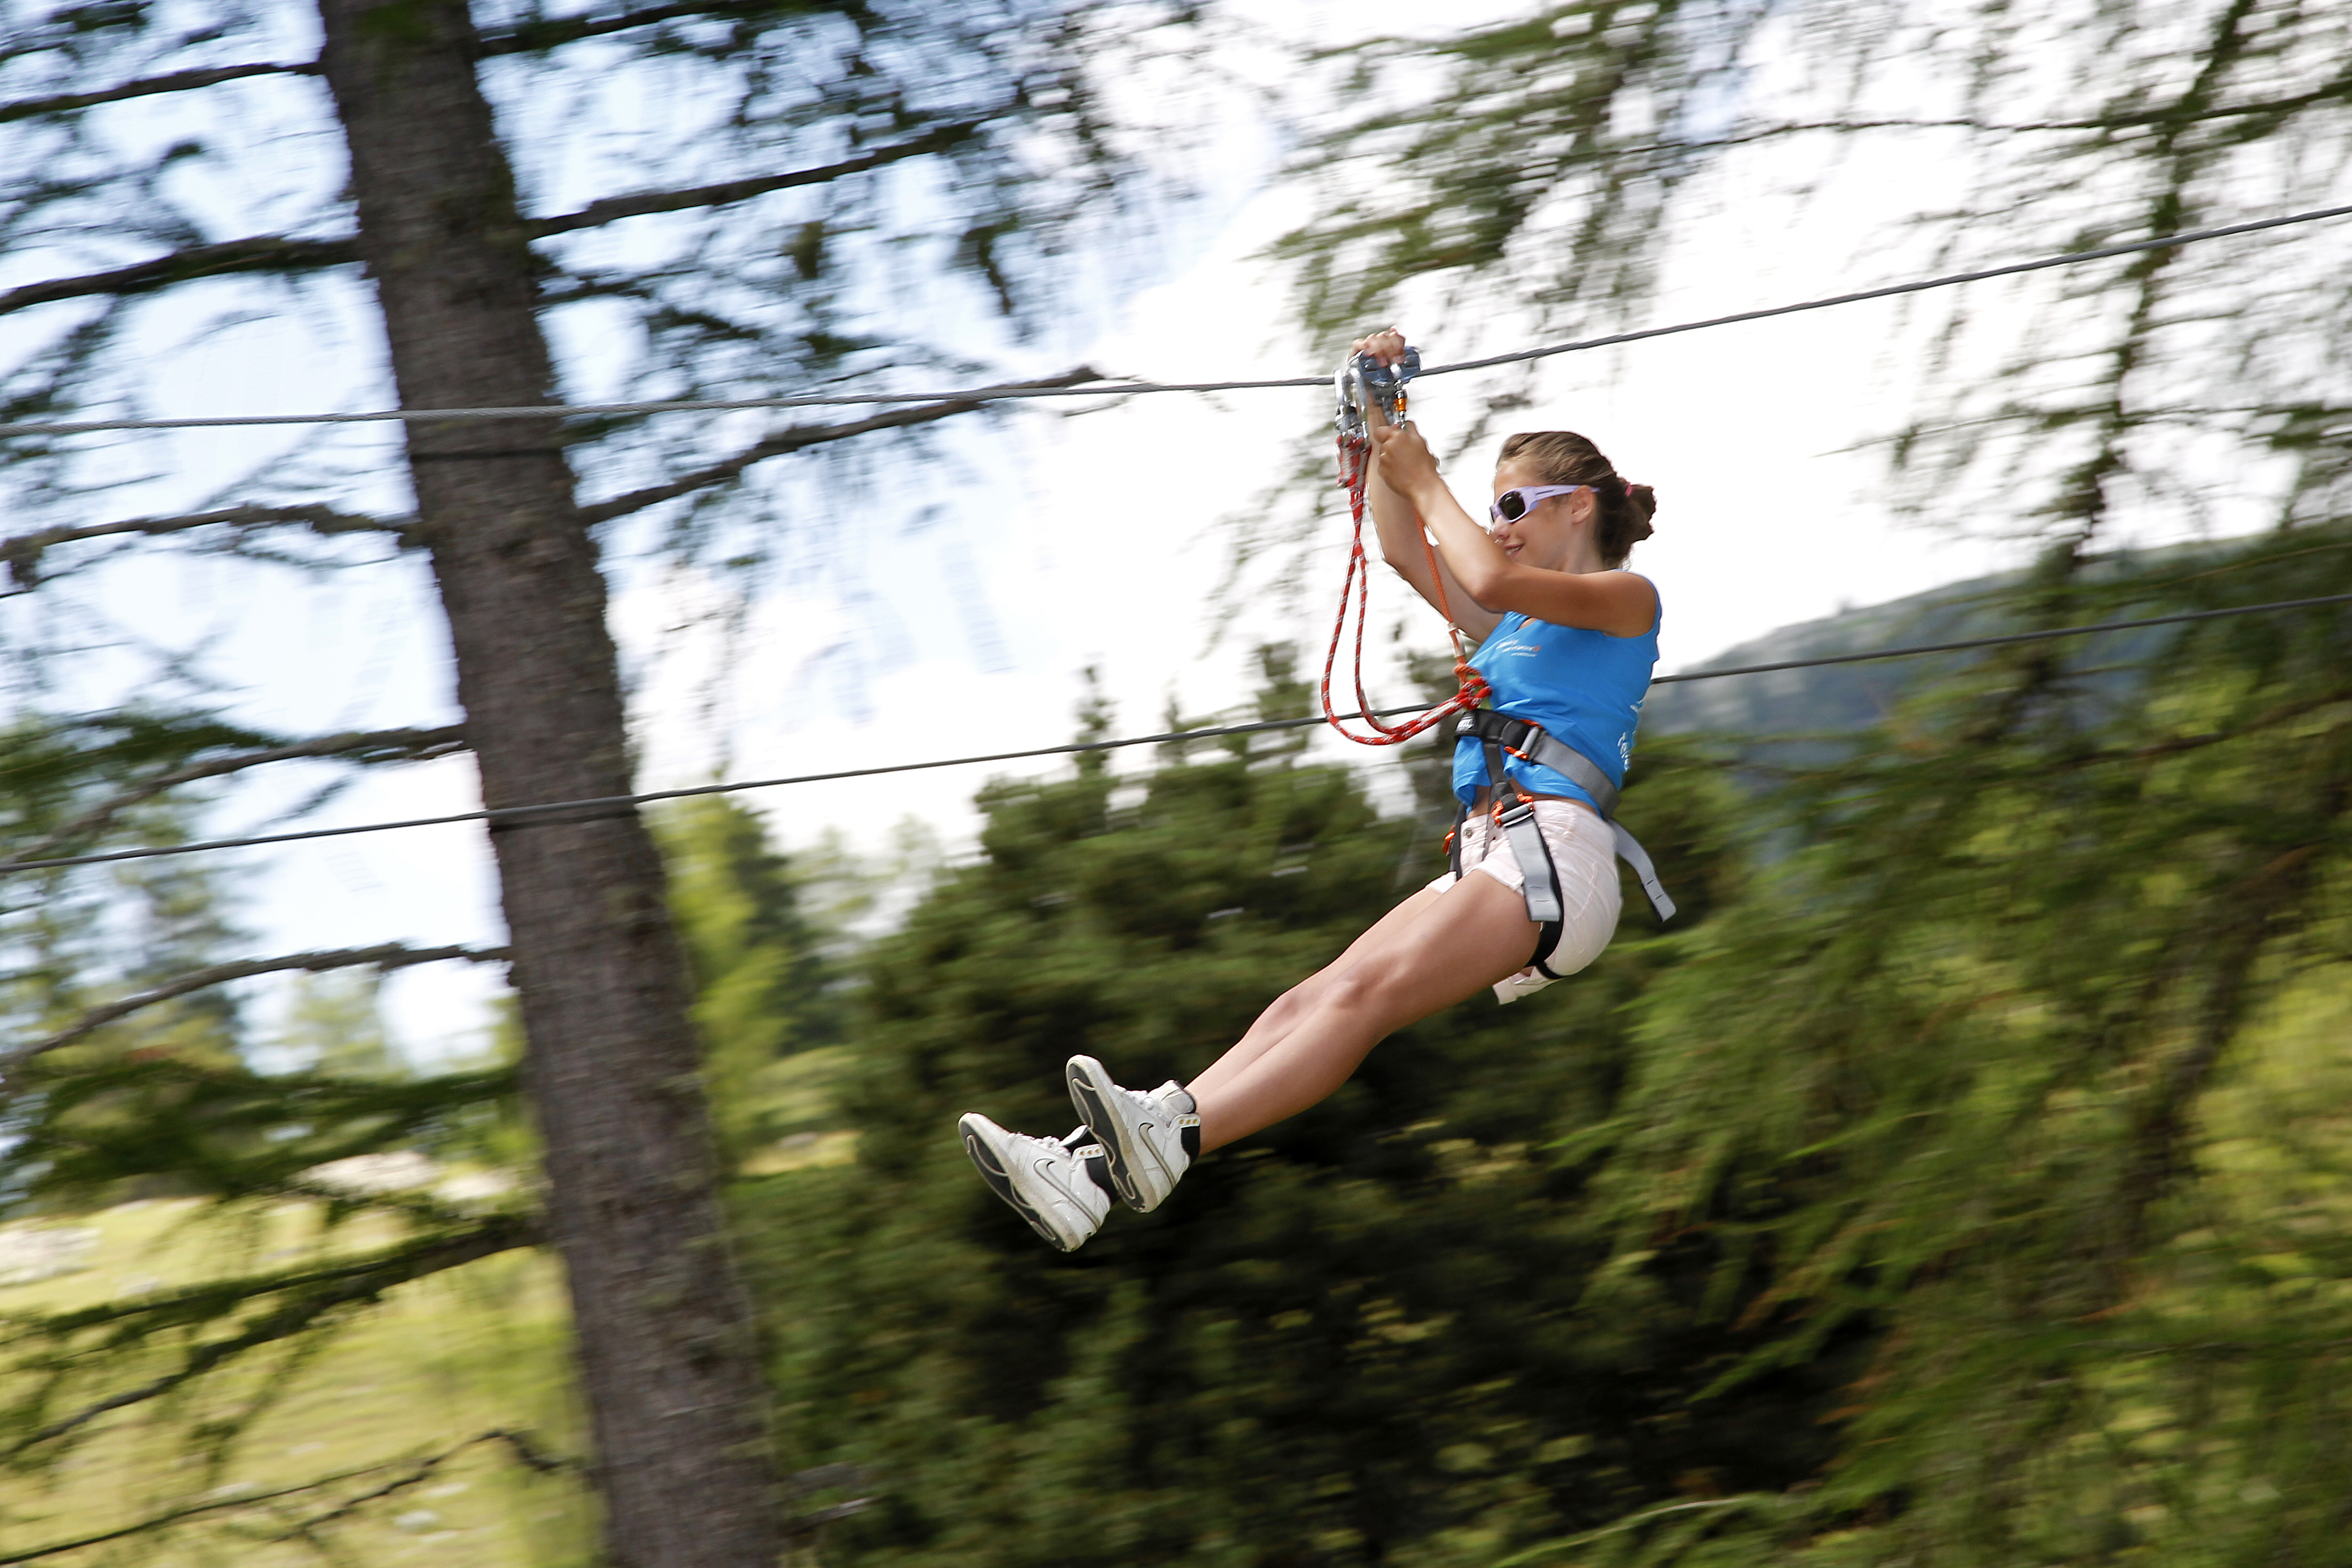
[{"x1": 10, "y1": 0, "x2": 2260, "y2": 1063}]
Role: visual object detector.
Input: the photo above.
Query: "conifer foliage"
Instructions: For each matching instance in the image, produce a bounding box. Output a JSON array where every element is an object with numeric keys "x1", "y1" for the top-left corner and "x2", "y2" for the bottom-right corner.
[
  {"x1": 1241, "y1": 1, "x2": 2352, "y2": 1549},
  {"x1": 1590, "y1": 534, "x2": 2352, "y2": 1563},
  {"x1": 2, "y1": 1, "x2": 1197, "y2": 1561},
  {"x1": 739, "y1": 653, "x2": 1841, "y2": 1568},
  {"x1": 736, "y1": 559, "x2": 2352, "y2": 1567}
]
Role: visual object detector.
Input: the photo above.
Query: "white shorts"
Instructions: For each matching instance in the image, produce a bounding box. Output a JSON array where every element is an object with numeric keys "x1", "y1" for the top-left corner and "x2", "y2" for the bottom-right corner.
[{"x1": 1426, "y1": 799, "x2": 1623, "y2": 1003}]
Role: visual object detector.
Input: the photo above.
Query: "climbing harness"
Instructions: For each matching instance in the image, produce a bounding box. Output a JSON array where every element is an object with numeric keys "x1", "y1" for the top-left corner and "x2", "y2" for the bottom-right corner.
[
  {"x1": 1449, "y1": 710, "x2": 1678, "y2": 977},
  {"x1": 1319, "y1": 344, "x2": 1493, "y2": 746},
  {"x1": 1317, "y1": 340, "x2": 1675, "y2": 968}
]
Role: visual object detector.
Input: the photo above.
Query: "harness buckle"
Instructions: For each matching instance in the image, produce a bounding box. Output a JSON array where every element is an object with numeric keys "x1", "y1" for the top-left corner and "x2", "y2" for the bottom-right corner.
[{"x1": 1459, "y1": 708, "x2": 1539, "y2": 755}]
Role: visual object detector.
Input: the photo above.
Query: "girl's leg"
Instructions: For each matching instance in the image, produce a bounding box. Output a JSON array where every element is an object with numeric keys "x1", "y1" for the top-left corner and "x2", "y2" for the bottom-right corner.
[
  {"x1": 1194, "y1": 871, "x2": 1539, "y2": 1152},
  {"x1": 1183, "y1": 882, "x2": 1450, "y2": 1106}
]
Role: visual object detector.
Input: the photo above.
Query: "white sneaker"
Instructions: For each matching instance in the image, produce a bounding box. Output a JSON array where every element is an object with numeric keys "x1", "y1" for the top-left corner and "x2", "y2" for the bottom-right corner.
[
  {"x1": 1064, "y1": 1057, "x2": 1200, "y2": 1213},
  {"x1": 957, "y1": 1115, "x2": 1116, "y2": 1252}
]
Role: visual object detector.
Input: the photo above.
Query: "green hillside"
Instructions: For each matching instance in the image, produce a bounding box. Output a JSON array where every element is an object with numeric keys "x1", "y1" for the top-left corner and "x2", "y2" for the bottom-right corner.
[{"x1": 1643, "y1": 546, "x2": 2212, "y2": 742}]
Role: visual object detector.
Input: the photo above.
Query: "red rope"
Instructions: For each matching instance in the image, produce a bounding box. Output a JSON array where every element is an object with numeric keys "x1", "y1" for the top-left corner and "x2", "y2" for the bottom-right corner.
[{"x1": 1318, "y1": 430, "x2": 1489, "y2": 746}]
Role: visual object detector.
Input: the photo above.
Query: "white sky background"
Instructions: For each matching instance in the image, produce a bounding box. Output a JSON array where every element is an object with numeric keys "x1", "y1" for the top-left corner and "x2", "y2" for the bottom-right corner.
[{"x1": 14, "y1": 0, "x2": 2311, "y2": 1063}]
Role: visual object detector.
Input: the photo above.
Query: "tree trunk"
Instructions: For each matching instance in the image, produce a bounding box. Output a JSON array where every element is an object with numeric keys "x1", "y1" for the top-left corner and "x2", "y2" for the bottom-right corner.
[{"x1": 314, "y1": 5, "x2": 783, "y2": 1565}]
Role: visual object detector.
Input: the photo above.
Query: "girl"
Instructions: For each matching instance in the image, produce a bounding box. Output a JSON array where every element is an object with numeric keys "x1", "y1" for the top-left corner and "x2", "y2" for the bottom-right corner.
[{"x1": 960, "y1": 329, "x2": 1661, "y2": 1251}]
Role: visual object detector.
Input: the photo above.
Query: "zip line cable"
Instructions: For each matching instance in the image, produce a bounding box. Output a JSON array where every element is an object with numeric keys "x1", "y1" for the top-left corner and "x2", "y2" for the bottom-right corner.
[
  {"x1": 8, "y1": 590, "x2": 2348, "y2": 875},
  {"x1": 6, "y1": 204, "x2": 2348, "y2": 873},
  {"x1": 1, "y1": 203, "x2": 2346, "y2": 440}
]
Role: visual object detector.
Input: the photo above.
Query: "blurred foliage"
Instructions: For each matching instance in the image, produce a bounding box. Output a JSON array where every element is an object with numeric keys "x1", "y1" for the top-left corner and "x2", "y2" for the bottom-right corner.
[
  {"x1": 654, "y1": 796, "x2": 849, "y2": 1165},
  {"x1": 740, "y1": 648, "x2": 1841, "y2": 1568},
  {"x1": 1567, "y1": 527, "x2": 2352, "y2": 1565},
  {"x1": 10, "y1": 547, "x2": 2352, "y2": 1566},
  {"x1": 0, "y1": 0, "x2": 1213, "y2": 611},
  {"x1": 277, "y1": 970, "x2": 398, "y2": 1080},
  {"x1": 1, "y1": 0, "x2": 1223, "y2": 1538},
  {"x1": 735, "y1": 523, "x2": 2352, "y2": 1568},
  {"x1": 0, "y1": 712, "x2": 560, "y2": 1557},
  {"x1": 1273, "y1": 0, "x2": 2350, "y2": 554},
  {"x1": 6, "y1": 6, "x2": 2350, "y2": 1557},
  {"x1": 0, "y1": 712, "x2": 862, "y2": 1562}
]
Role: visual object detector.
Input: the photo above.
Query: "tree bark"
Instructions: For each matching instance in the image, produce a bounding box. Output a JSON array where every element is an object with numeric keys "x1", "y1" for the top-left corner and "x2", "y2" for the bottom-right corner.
[{"x1": 314, "y1": 5, "x2": 783, "y2": 1565}]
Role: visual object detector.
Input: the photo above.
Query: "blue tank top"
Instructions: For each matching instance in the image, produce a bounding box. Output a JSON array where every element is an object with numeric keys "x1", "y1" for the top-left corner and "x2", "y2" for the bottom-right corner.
[{"x1": 1450, "y1": 583, "x2": 1661, "y2": 810}]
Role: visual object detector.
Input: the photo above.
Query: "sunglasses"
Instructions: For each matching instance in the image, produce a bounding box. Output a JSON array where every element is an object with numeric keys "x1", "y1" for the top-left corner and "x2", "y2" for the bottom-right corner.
[{"x1": 1488, "y1": 484, "x2": 1587, "y2": 525}]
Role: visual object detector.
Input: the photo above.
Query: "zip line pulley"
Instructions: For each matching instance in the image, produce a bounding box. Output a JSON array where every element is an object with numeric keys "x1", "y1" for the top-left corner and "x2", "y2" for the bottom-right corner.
[{"x1": 1318, "y1": 343, "x2": 1494, "y2": 748}]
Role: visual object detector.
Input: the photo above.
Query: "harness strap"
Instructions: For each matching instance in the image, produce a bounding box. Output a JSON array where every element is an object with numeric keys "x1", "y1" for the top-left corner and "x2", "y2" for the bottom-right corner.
[
  {"x1": 1457, "y1": 710, "x2": 1620, "y2": 815},
  {"x1": 1608, "y1": 822, "x2": 1674, "y2": 925},
  {"x1": 1455, "y1": 710, "x2": 1679, "y2": 924},
  {"x1": 1496, "y1": 804, "x2": 1569, "y2": 979},
  {"x1": 1483, "y1": 737, "x2": 1567, "y2": 977}
]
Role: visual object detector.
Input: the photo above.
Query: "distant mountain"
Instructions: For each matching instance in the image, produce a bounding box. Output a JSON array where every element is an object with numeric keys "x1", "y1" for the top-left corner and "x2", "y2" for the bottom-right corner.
[
  {"x1": 1643, "y1": 576, "x2": 2021, "y2": 741},
  {"x1": 1642, "y1": 545, "x2": 2204, "y2": 743}
]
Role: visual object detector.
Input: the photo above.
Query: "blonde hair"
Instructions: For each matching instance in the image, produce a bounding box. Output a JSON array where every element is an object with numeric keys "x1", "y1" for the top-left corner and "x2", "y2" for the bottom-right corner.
[{"x1": 1497, "y1": 430, "x2": 1657, "y2": 568}]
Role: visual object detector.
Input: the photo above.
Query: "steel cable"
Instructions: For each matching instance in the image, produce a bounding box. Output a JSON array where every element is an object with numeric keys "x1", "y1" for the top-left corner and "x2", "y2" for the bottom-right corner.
[
  {"x1": 7, "y1": 591, "x2": 2347, "y2": 874},
  {"x1": 1, "y1": 204, "x2": 2345, "y2": 440}
]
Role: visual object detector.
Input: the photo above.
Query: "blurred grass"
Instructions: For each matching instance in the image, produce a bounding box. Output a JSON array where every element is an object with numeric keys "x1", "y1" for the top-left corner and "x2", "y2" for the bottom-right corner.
[
  {"x1": 741, "y1": 1046, "x2": 862, "y2": 1175},
  {"x1": 0, "y1": 1044, "x2": 866, "y2": 1565},
  {"x1": 0, "y1": 1194, "x2": 586, "y2": 1565}
]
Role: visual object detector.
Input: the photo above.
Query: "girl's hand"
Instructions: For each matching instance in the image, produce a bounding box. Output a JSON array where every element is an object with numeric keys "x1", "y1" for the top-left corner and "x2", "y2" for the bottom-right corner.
[
  {"x1": 1350, "y1": 327, "x2": 1408, "y2": 368},
  {"x1": 1371, "y1": 420, "x2": 1440, "y2": 496}
]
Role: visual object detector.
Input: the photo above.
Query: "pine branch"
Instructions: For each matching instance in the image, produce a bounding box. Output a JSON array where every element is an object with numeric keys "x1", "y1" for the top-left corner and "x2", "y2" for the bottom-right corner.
[
  {"x1": 256, "y1": 1174, "x2": 509, "y2": 1233},
  {"x1": 0, "y1": 1427, "x2": 571, "y2": 1562},
  {"x1": 784, "y1": 1497, "x2": 878, "y2": 1536},
  {"x1": 3, "y1": 1217, "x2": 540, "y2": 1463},
  {"x1": 2112, "y1": 808, "x2": 2347, "y2": 1261},
  {"x1": 1556, "y1": 75, "x2": 2352, "y2": 161},
  {"x1": 2060, "y1": 687, "x2": 2352, "y2": 772},
  {"x1": 2, "y1": 503, "x2": 401, "y2": 589},
  {"x1": 475, "y1": 2, "x2": 740, "y2": 56},
  {"x1": 1, "y1": 122, "x2": 997, "y2": 322},
  {"x1": 0, "y1": 237, "x2": 358, "y2": 319},
  {"x1": 529, "y1": 119, "x2": 991, "y2": 237},
  {"x1": 264, "y1": 1428, "x2": 578, "y2": 1540},
  {"x1": 10, "y1": 724, "x2": 465, "y2": 865},
  {"x1": 0, "y1": 61, "x2": 318, "y2": 125},
  {"x1": 0, "y1": 1466, "x2": 377, "y2": 1565},
  {"x1": 579, "y1": 367, "x2": 1101, "y2": 524},
  {"x1": 4, "y1": 944, "x2": 511, "y2": 1074},
  {"x1": 27, "y1": 1217, "x2": 523, "y2": 1341}
]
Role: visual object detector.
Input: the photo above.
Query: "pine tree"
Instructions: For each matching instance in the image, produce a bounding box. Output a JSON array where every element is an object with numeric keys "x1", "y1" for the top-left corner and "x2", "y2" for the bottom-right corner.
[
  {"x1": 735, "y1": 655, "x2": 1835, "y2": 1568},
  {"x1": 2, "y1": 2, "x2": 1199, "y2": 1558},
  {"x1": 1565, "y1": 530, "x2": 2352, "y2": 1564}
]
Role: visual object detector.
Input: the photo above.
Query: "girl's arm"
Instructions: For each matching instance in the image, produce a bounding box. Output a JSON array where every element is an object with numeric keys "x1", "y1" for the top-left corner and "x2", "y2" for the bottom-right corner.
[
  {"x1": 1371, "y1": 421, "x2": 1657, "y2": 638},
  {"x1": 1353, "y1": 333, "x2": 1503, "y2": 645}
]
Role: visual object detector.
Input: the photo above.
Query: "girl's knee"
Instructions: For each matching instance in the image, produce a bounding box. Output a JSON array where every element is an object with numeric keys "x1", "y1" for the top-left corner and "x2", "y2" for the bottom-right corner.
[
  {"x1": 1270, "y1": 965, "x2": 1348, "y2": 1020},
  {"x1": 1319, "y1": 967, "x2": 1398, "y2": 1020}
]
